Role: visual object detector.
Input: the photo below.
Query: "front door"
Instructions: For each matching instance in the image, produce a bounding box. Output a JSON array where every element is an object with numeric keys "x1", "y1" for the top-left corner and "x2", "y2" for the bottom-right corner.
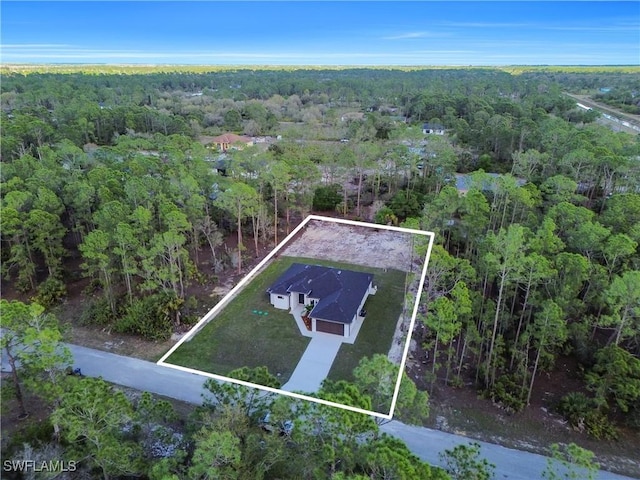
[{"x1": 298, "y1": 293, "x2": 305, "y2": 304}]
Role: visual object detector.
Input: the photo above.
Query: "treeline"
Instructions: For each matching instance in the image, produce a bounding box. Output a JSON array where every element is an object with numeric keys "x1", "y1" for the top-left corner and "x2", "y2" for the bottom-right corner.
[
  {"x1": 2, "y1": 68, "x2": 628, "y2": 164},
  {"x1": 1, "y1": 134, "x2": 225, "y2": 339},
  {"x1": 0, "y1": 68, "x2": 520, "y2": 106},
  {"x1": 1, "y1": 67, "x2": 639, "y2": 444},
  {"x1": 1, "y1": 69, "x2": 523, "y2": 160},
  {"x1": 3, "y1": 298, "x2": 600, "y2": 480},
  {"x1": 413, "y1": 145, "x2": 640, "y2": 436},
  {"x1": 594, "y1": 88, "x2": 640, "y2": 115}
]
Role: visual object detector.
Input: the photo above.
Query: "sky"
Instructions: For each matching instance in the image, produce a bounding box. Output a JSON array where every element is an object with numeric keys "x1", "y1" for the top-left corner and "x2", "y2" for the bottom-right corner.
[{"x1": 1, "y1": 1, "x2": 639, "y2": 66}]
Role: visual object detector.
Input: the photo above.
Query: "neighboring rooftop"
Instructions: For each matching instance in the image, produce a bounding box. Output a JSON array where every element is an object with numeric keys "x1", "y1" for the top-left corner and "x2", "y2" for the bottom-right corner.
[
  {"x1": 455, "y1": 173, "x2": 526, "y2": 193},
  {"x1": 210, "y1": 133, "x2": 253, "y2": 144}
]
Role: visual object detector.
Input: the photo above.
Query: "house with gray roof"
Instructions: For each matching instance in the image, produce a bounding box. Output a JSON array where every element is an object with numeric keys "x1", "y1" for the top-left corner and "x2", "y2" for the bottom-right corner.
[
  {"x1": 455, "y1": 173, "x2": 526, "y2": 194},
  {"x1": 266, "y1": 263, "x2": 377, "y2": 337}
]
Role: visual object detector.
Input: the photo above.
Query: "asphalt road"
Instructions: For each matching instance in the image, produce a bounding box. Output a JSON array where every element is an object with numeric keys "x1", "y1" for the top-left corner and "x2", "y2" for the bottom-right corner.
[
  {"x1": 564, "y1": 93, "x2": 640, "y2": 135},
  {"x1": 5, "y1": 344, "x2": 634, "y2": 480}
]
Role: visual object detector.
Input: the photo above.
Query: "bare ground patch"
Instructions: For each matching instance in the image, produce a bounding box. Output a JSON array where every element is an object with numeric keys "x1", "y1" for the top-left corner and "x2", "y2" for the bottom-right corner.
[
  {"x1": 66, "y1": 325, "x2": 175, "y2": 362},
  {"x1": 280, "y1": 220, "x2": 416, "y2": 272}
]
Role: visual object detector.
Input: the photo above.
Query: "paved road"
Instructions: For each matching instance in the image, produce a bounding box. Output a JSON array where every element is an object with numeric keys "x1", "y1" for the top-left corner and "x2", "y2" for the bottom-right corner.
[
  {"x1": 67, "y1": 345, "x2": 208, "y2": 404},
  {"x1": 564, "y1": 93, "x2": 640, "y2": 135},
  {"x1": 19, "y1": 345, "x2": 636, "y2": 480}
]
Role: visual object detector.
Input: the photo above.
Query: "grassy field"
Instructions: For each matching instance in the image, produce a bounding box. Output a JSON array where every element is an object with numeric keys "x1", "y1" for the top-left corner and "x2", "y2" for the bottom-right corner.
[{"x1": 167, "y1": 256, "x2": 406, "y2": 385}]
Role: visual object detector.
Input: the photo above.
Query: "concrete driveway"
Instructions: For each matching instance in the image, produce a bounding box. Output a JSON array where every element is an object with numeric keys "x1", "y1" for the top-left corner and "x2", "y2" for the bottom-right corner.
[{"x1": 281, "y1": 334, "x2": 343, "y2": 393}]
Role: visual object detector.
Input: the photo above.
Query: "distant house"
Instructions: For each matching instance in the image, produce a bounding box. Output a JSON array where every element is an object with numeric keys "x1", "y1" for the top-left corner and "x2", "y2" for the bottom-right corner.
[
  {"x1": 422, "y1": 123, "x2": 445, "y2": 135},
  {"x1": 341, "y1": 112, "x2": 365, "y2": 122},
  {"x1": 208, "y1": 133, "x2": 254, "y2": 152},
  {"x1": 211, "y1": 155, "x2": 229, "y2": 176},
  {"x1": 455, "y1": 173, "x2": 526, "y2": 195},
  {"x1": 266, "y1": 263, "x2": 376, "y2": 337}
]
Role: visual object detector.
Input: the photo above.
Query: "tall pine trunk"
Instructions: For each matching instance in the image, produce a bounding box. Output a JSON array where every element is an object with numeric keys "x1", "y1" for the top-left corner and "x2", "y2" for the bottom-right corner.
[
  {"x1": 485, "y1": 269, "x2": 506, "y2": 388},
  {"x1": 5, "y1": 347, "x2": 28, "y2": 418},
  {"x1": 237, "y1": 201, "x2": 243, "y2": 274},
  {"x1": 273, "y1": 189, "x2": 278, "y2": 246}
]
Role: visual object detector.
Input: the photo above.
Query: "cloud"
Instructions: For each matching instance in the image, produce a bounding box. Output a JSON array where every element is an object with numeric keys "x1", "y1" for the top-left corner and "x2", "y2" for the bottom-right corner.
[
  {"x1": 383, "y1": 31, "x2": 449, "y2": 40},
  {"x1": 0, "y1": 47, "x2": 473, "y2": 61},
  {"x1": 0, "y1": 44, "x2": 635, "y2": 67},
  {"x1": 441, "y1": 21, "x2": 531, "y2": 29},
  {"x1": 442, "y1": 20, "x2": 639, "y2": 33},
  {"x1": 2, "y1": 44, "x2": 74, "y2": 48}
]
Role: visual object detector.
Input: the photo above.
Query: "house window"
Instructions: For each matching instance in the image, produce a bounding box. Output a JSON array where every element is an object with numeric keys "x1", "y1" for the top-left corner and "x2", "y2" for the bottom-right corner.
[
  {"x1": 277, "y1": 295, "x2": 284, "y2": 299},
  {"x1": 298, "y1": 293, "x2": 305, "y2": 304}
]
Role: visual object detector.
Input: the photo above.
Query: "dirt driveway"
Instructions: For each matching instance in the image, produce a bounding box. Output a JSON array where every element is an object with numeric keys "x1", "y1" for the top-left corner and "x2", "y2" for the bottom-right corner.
[{"x1": 280, "y1": 219, "x2": 417, "y2": 273}]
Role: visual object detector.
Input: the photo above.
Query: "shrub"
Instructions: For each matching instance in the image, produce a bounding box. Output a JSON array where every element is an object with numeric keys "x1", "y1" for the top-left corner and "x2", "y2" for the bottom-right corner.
[
  {"x1": 374, "y1": 206, "x2": 398, "y2": 226},
  {"x1": 448, "y1": 376, "x2": 464, "y2": 389},
  {"x1": 439, "y1": 442, "x2": 496, "y2": 480},
  {"x1": 387, "y1": 190, "x2": 424, "y2": 220},
  {"x1": 335, "y1": 200, "x2": 352, "y2": 215},
  {"x1": 312, "y1": 184, "x2": 342, "y2": 211},
  {"x1": 557, "y1": 392, "x2": 617, "y2": 440},
  {"x1": 487, "y1": 374, "x2": 526, "y2": 413},
  {"x1": 628, "y1": 406, "x2": 640, "y2": 430},
  {"x1": 33, "y1": 276, "x2": 67, "y2": 308},
  {"x1": 114, "y1": 293, "x2": 181, "y2": 341},
  {"x1": 586, "y1": 344, "x2": 640, "y2": 415},
  {"x1": 557, "y1": 392, "x2": 591, "y2": 427},
  {"x1": 583, "y1": 412, "x2": 618, "y2": 440},
  {"x1": 181, "y1": 295, "x2": 200, "y2": 325},
  {"x1": 80, "y1": 297, "x2": 116, "y2": 326},
  {"x1": 5, "y1": 418, "x2": 55, "y2": 453},
  {"x1": 568, "y1": 321, "x2": 597, "y2": 367}
]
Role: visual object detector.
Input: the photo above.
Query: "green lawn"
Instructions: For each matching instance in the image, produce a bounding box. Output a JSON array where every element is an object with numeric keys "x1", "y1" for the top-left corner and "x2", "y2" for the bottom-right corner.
[
  {"x1": 167, "y1": 258, "x2": 311, "y2": 383},
  {"x1": 167, "y1": 256, "x2": 406, "y2": 386}
]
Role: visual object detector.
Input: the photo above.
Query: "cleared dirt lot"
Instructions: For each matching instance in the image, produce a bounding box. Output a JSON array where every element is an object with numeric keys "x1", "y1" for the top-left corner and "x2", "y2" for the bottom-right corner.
[{"x1": 280, "y1": 219, "x2": 417, "y2": 273}]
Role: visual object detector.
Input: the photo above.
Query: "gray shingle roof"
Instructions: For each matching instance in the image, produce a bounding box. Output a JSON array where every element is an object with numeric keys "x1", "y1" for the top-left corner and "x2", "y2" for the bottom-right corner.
[{"x1": 266, "y1": 263, "x2": 373, "y2": 324}]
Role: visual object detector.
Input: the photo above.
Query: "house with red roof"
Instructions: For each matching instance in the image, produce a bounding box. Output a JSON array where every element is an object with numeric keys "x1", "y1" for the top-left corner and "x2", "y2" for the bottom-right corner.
[{"x1": 208, "y1": 133, "x2": 254, "y2": 152}]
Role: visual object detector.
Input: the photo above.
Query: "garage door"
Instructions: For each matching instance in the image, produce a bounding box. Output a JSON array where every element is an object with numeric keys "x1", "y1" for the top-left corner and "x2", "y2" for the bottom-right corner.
[{"x1": 316, "y1": 320, "x2": 344, "y2": 336}]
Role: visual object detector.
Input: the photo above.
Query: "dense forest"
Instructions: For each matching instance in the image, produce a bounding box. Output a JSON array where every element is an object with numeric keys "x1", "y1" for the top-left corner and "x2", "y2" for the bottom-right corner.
[{"x1": 1, "y1": 66, "x2": 639, "y2": 479}]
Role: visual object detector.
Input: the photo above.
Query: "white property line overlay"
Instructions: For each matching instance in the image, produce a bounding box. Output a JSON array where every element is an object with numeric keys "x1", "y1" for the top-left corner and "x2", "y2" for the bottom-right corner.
[{"x1": 157, "y1": 214, "x2": 435, "y2": 420}]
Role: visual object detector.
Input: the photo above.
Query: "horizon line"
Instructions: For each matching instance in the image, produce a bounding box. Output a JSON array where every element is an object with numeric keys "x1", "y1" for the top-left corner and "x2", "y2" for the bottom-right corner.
[{"x1": 3, "y1": 62, "x2": 638, "y2": 68}]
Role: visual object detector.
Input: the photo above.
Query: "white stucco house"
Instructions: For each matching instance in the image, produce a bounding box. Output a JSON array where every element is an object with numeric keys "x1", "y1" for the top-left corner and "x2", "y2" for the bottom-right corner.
[
  {"x1": 266, "y1": 263, "x2": 377, "y2": 338},
  {"x1": 422, "y1": 122, "x2": 445, "y2": 135}
]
